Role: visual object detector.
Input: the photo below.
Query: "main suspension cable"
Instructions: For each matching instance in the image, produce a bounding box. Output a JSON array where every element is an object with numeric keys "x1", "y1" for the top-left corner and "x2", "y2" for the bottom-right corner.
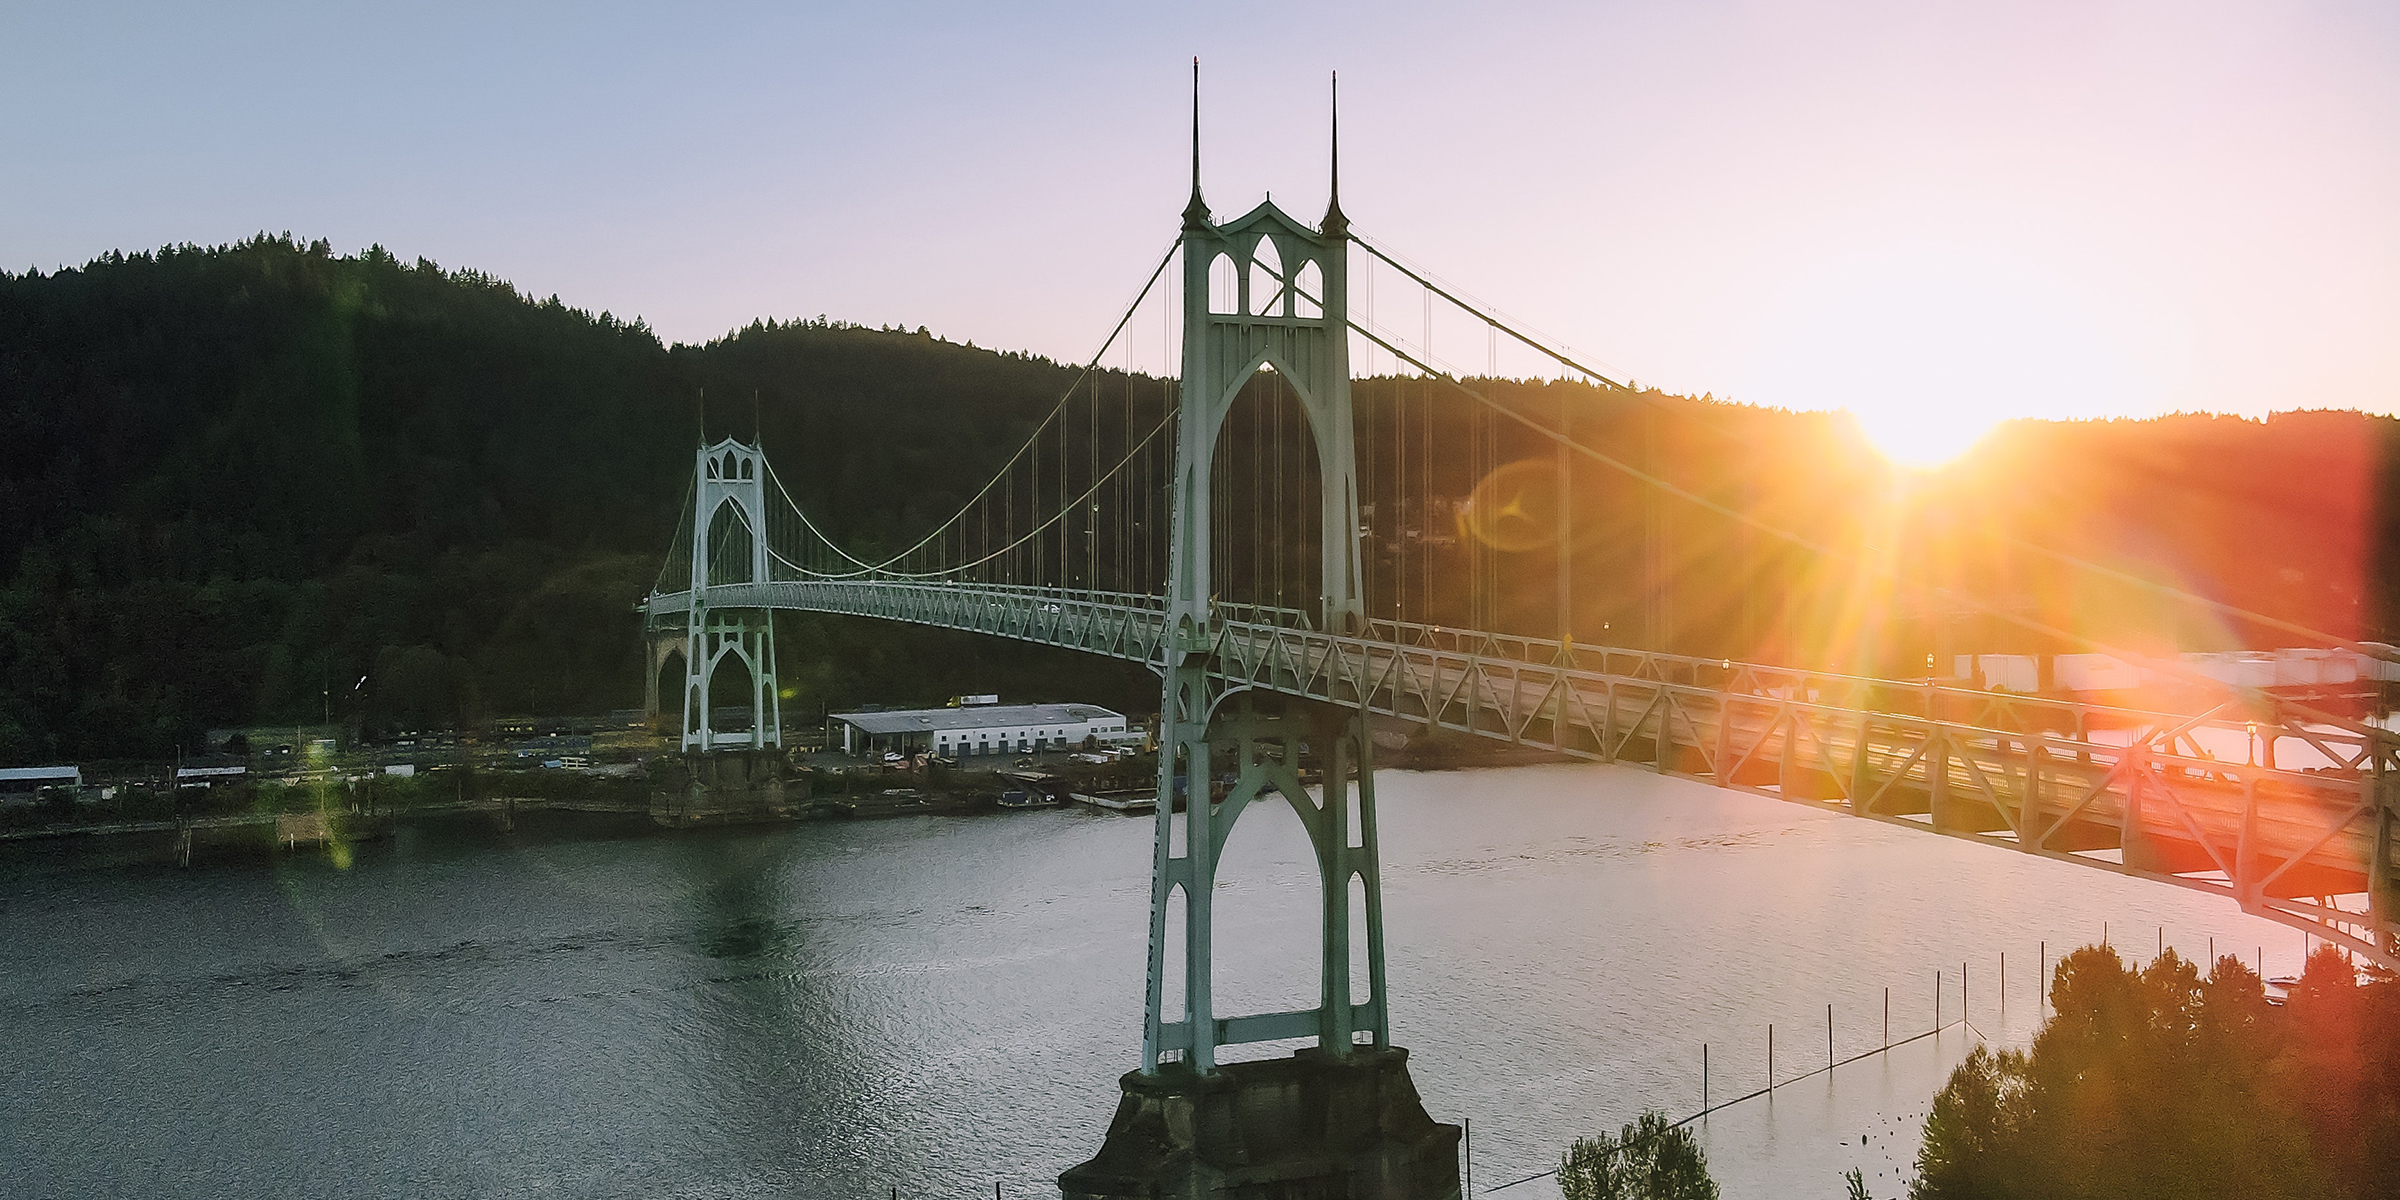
[
  {"x1": 756, "y1": 240, "x2": 1180, "y2": 580},
  {"x1": 1349, "y1": 230, "x2": 2397, "y2": 665},
  {"x1": 1347, "y1": 318, "x2": 2375, "y2": 702}
]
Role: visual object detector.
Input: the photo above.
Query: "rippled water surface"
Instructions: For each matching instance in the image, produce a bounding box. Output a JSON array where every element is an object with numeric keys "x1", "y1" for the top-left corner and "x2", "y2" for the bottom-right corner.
[{"x1": 3, "y1": 762, "x2": 2313, "y2": 1198}]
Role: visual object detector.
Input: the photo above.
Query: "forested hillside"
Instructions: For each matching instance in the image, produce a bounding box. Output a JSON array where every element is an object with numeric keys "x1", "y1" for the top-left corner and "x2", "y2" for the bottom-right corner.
[
  {"x1": 1, "y1": 237, "x2": 2392, "y2": 762},
  {"x1": 0, "y1": 237, "x2": 1140, "y2": 759}
]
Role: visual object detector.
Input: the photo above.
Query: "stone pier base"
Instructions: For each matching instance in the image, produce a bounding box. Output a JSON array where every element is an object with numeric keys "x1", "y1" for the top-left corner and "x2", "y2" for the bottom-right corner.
[
  {"x1": 1059, "y1": 1046, "x2": 1460, "y2": 1200},
  {"x1": 650, "y1": 750, "x2": 805, "y2": 826}
]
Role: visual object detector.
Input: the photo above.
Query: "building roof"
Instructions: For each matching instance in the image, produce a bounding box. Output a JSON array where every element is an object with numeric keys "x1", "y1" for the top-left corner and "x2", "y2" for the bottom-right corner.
[
  {"x1": 0, "y1": 766, "x2": 78, "y2": 783},
  {"x1": 830, "y1": 703, "x2": 1124, "y2": 736}
]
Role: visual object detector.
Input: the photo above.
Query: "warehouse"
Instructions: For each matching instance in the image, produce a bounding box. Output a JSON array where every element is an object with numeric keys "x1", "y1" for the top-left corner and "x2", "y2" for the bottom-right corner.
[{"x1": 829, "y1": 701, "x2": 1137, "y2": 759}]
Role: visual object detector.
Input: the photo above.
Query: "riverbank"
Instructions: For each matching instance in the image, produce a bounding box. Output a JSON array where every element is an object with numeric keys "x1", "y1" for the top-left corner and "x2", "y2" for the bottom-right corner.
[
  {"x1": 1377, "y1": 729, "x2": 1570, "y2": 771},
  {"x1": 1, "y1": 731, "x2": 1565, "y2": 866}
]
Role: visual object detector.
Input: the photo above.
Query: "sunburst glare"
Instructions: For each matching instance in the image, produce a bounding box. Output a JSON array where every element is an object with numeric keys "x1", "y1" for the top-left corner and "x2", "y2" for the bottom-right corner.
[{"x1": 1746, "y1": 243, "x2": 2160, "y2": 469}]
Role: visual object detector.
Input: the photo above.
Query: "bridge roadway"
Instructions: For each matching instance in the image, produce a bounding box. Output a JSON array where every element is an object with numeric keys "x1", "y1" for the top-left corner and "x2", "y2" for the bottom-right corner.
[{"x1": 647, "y1": 580, "x2": 2399, "y2": 963}]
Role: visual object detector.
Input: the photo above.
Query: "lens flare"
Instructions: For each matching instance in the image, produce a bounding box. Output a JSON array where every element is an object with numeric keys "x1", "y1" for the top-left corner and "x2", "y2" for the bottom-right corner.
[
  {"x1": 1745, "y1": 241, "x2": 2158, "y2": 472},
  {"x1": 1458, "y1": 459, "x2": 1562, "y2": 553}
]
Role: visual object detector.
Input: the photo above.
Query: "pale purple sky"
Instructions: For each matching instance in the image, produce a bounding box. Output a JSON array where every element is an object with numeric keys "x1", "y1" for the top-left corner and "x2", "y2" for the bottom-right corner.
[{"x1": 7, "y1": 1, "x2": 2395, "y2": 458}]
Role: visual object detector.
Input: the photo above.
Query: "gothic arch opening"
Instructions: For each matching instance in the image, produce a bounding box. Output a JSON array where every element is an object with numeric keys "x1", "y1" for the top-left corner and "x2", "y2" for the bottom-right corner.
[
  {"x1": 1160, "y1": 882, "x2": 1187, "y2": 1025},
  {"x1": 1293, "y1": 259, "x2": 1324, "y2": 319},
  {"x1": 657, "y1": 645, "x2": 687, "y2": 714},
  {"x1": 705, "y1": 498, "x2": 755, "y2": 585},
  {"x1": 706, "y1": 650, "x2": 755, "y2": 735},
  {"x1": 1207, "y1": 780, "x2": 1323, "y2": 1060},
  {"x1": 1248, "y1": 236, "x2": 1284, "y2": 317},
  {"x1": 1209, "y1": 363, "x2": 1323, "y2": 620},
  {"x1": 1348, "y1": 871, "x2": 1371, "y2": 1009},
  {"x1": 1209, "y1": 253, "x2": 1238, "y2": 315}
]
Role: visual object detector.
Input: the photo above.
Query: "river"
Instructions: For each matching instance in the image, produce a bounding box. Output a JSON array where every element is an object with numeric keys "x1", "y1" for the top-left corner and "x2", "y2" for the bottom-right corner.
[{"x1": 2, "y1": 761, "x2": 2315, "y2": 1199}]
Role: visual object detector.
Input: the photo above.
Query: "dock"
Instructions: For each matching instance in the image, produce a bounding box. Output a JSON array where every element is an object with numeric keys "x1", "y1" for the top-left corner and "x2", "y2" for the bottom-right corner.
[{"x1": 1071, "y1": 788, "x2": 1157, "y2": 813}]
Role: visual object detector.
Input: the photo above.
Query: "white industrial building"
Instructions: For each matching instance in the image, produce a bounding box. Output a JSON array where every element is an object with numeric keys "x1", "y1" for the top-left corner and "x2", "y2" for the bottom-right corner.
[
  {"x1": 1952, "y1": 648, "x2": 2400, "y2": 694},
  {"x1": 0, "y1": 765, "x2": 80, "y2": 799},
  {"x1": 829, "y1": 702, "x2": 1138, "y2": 759}
]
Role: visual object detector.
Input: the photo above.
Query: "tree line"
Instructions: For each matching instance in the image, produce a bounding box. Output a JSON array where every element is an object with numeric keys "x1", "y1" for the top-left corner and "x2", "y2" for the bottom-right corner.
[
  {"x1": 2, "y1": 236, "x2": 2393, "y2": 761},
  {"x1": 1911, "y1": 943, "x2": 2397, "y2": 1199}
]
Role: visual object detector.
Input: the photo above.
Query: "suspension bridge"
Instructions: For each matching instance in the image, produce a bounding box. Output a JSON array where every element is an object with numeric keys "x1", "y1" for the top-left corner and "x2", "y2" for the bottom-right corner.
[{"x1": 638, "y1": 73, "x2": 2399, "y2": 1198}]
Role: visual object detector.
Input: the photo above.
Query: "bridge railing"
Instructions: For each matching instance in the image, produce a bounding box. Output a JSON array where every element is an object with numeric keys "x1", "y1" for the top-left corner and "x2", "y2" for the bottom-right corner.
[
  {"x1": 1202, "y1": 611, "x2": 2394, "y2": 961},
  {"x1": 1362, "y1": 614, "x2": 2396, "y2": 773},
  {"x1": 647, "y1": 580, "x2": 2395, "y2": 781},
  {"x1": 643, "y1": 576, "x2": 2396, "y2": 961}
]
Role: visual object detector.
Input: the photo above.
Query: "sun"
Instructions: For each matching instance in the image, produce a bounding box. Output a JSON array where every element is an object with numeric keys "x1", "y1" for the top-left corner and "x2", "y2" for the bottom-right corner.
[
  {"x1": 1741, "y1": 241, "x2": 2151, "y2": 470},
  {"x1": 1851, "y1": 407, "x2": 1999, "y2": 470}
]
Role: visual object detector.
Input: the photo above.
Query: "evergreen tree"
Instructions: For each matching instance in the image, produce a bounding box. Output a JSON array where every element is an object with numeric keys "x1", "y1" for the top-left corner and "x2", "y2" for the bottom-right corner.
[
  {"x1": 1560, "y1": 1109, "x2": 1718, "y2": 1200},
  {"x1": 1910, "y1": 945, "x2": 2356, "y2": 1200}
]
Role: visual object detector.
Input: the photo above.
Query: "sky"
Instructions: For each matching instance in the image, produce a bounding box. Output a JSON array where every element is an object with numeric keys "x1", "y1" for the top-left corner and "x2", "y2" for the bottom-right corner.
[{"x1": 6, "y1": 1, "x2": 2396, "y2": 463}]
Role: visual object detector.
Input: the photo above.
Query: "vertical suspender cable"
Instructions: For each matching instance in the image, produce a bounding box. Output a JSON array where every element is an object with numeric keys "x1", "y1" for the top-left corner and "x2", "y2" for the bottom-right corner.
[
  {"x1": 1116, "y1": 334, "x2": 1125, "y2": 594},
  {"x1": 1158, "y1": 277, "x2": 1167, "y2": 599},
  {"x1": 1558, "y1": 374, "x2": 1572, "y2": 651},
  {"x1": 1032, "y1": 437, "x2": 1038, "y2": 589},
  {"x1": 1063, "y1": 381, "x2": 1073, "y2": 591},
  {"x1": 1362, "y1": 256, "x2": 1375, "y2": 621},
  {"x1": 1362, "y1": 376, "x2": 1374, "y2": 622},
  {"x1": 1473, "y1": 327, "x2": 1483, "y2": 630},
  {"x1": 1274, "y1": 370, "x2": 1285, "y2": 613},
  {"x1": 1158, "y1": 384, "x2": 1169, "y2": 598},
  {"x1": 1032, "y1": 424, "x2": 1041, "y2": 588},
  {"x1": 1048, "y1": 418, "x2": 1055, "y2": 587},
  {"x1": 1480, "y1": 383, "x2": 1491, "y2": 632},
  {"x1": 1421, "y1": 289, "x2": 1432, "y2": 627},
  {"x1": 1123, "y1": 327, "x2": 1133, "y2": 595},
  {"x1": 1090, "y1": 371, "x2": 1099, "y2": 595},
  {"x1": 1259, "y1": 374, "x2": 1269, "y2": 613}
]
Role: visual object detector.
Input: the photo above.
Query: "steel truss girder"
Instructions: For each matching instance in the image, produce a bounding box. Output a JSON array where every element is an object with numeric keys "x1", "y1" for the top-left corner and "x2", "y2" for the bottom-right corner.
[{"x1": 645, "y1": 580, "x2": 2400, "y2": 966}]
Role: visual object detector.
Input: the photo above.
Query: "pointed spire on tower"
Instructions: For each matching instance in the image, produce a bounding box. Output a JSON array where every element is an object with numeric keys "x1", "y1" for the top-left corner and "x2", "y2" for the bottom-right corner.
[
  {"x1": 1182, "y1": 57, "x2": 1210, "y2": 231},
  {"x1": 1321, "y1": 71, "x2": 1348, "y2": 238}
]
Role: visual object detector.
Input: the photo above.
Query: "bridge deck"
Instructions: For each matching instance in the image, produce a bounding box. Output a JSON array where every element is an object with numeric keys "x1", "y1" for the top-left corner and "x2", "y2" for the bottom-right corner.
[{"x1": 648, "y1": 581, "x2": 2398, "y2": 963}]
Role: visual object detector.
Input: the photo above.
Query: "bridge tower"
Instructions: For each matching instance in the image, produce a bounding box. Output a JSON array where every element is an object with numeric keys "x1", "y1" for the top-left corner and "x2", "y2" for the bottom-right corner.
[
  {"x1": 1064, "y1": 71, "x2": 1459, "y2": 1200},
  {"x1": 648, "y1": 437, "x2": 794, "y2": 827},
  {"x1": 680, "y1": 437, "x2": 783, "y2": 752}
]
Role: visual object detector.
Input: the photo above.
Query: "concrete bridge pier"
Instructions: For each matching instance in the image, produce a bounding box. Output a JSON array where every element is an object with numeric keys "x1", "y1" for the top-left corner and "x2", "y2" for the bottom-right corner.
[
  {"x1": 1061, "y1": 1047, "x2": 1459, "y2": 1200},
  {"x1": 650, "y1": 749, "x2": 803, "y2": 826}
]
